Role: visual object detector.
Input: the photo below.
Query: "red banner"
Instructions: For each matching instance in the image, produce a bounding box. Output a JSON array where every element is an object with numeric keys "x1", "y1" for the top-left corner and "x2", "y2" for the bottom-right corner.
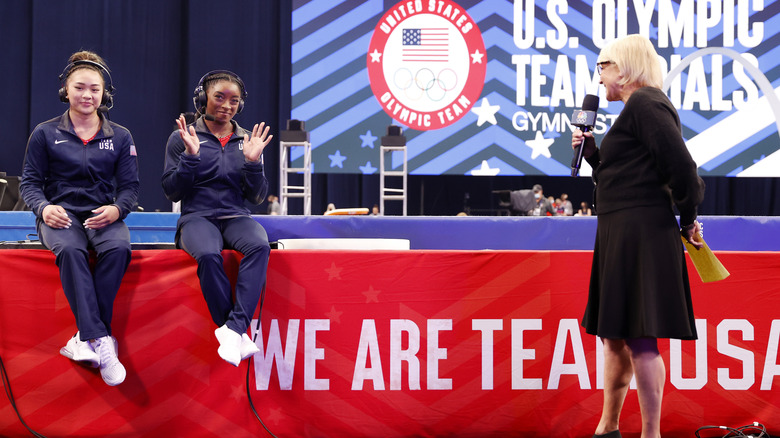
[{"x1": 1, "y1": 249, "x2": 779, "y2": 437}]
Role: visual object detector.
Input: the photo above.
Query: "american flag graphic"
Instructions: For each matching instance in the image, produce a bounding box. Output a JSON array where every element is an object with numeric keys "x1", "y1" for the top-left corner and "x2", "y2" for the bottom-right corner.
[{"x1": 402, "y1": 28, "x2": 448, "y2": 62}]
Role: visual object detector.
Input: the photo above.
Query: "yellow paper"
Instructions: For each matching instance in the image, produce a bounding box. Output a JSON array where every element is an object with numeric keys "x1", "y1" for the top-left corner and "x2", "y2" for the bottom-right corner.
[{"x1": 681, "y1": 235, "x2": 730, "y2": 283}]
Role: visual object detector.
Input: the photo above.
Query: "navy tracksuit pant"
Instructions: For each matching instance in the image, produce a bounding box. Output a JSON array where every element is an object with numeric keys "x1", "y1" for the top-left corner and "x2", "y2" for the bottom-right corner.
[
  {"x1": 177, "y1": 215, "x2": 270, "y2": 334},
  {"x1": 38, "y1": 211, "x2": 132, "y2": 341}
]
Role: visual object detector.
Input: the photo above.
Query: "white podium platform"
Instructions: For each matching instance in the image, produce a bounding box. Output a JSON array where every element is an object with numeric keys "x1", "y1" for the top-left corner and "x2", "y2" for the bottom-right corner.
[{"x1": 276, "y1": 238, "x2": 410, "y2": 250}]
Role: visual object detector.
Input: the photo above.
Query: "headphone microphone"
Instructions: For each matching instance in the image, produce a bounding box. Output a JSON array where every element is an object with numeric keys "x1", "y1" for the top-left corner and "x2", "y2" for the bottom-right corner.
[{"x1": 97, "y1": 105, "x2": 111, "y2": 121}]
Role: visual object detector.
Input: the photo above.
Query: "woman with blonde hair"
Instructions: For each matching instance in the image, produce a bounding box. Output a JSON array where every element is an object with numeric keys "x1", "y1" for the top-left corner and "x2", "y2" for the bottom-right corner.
[{"x1": 572, "y1": 34, "x2": 705, "y2": 437}]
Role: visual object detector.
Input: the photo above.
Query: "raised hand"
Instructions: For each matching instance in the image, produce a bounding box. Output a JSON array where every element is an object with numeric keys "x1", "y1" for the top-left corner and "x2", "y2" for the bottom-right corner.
[
  {"x1": 243, "y1": 122, "x2": 273, "y2": 162},
  {"x1": 176, "y1": 114, "x2": 200, "y2": 156}
]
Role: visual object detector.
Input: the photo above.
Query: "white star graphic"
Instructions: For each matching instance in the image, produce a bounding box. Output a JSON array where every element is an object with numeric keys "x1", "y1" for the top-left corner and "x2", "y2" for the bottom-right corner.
[
  {"x1": 325, "y1": 262, "x2": 342, "y2": 280},
  {"x1": 525, "y1": 131, "x2": 555, "y2": 160},
  {"x1": 325, "y1": 305, "x2": 343, "y2": 324},
  {"x1": 470, "y1": 49, "x2": 484, "y2": 64},
  {"x1": 471, "y1": 160, "x2": 500, "y2": 176},
  {"x1": 328, "y1": 150, "x2": 347, "y2": 168},
  {"x1": 362, "y1": 285, "x2": 380, "y2": 303},
  {"x1": 369, "y1": 49, "x2": 382, "y2": 63},
  {"x1": 359, "y1": 161, "x2": 377, "y2": 174},
  {"x1": 360, "y1": 130, "x2": 377, "y2": 148},
  {"x1": 471, "y1": 97, "x2": 500, "y2": 127}
]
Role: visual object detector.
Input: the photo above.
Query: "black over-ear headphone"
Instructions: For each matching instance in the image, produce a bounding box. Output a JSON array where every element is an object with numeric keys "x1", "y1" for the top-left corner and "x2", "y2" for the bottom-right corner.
[
  {"x1": 192, "y1": 70, "x2": 247, "y2": 116},
  {"x1": 58, "y1": 59, "x2": 115, "y2": 109}
]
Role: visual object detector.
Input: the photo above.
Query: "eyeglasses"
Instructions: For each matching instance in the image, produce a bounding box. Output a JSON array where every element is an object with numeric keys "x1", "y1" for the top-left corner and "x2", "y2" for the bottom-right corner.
[{"x1": 596, "y1": 61, "x2": 614, "y2": 74}]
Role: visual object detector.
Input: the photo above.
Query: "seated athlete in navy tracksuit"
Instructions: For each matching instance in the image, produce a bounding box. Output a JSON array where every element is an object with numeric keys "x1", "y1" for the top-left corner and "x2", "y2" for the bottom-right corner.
[
  {"x1": 20, "y1": 51, "x2": 139, "y2": 386},
  {"x1": 161, "y1": 70, "x2": 273, "y2": 366}
]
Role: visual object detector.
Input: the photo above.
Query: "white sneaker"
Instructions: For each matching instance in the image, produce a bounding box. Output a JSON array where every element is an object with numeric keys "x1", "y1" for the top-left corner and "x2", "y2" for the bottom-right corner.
[
  {"x1": 60, "y1": 332, "x2": 100, "y2": 367},
  {"x1": 91, "y1": 336, "x2": 126, "y2": 386},
  {"x1": 214, "y1": 325, "x2": 241, "y2": 366},
  {"x1": 240, "y1": 333, "x2": 260, "y2": 360}
]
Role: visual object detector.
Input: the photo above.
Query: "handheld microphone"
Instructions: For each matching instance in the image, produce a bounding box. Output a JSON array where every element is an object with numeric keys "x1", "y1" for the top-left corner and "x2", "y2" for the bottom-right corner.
[{"x1": 571, "y1": 94, "x2": 599, "y2": 177}]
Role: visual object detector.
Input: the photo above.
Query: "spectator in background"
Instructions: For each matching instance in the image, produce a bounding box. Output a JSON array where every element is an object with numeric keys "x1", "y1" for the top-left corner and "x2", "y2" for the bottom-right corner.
[
  {"x1": 555, "y1": 198, "x2": 565, "y2": 215},
  {"x1": 371, "y1": 204, "x2": 380, "y2": 216},
  {"x1": 576, "y1": 201, "x2": 593, "y2": 216},
  {"x1": 528, "y1": 184, "x2": 556, "y2": 216},
  {"x1": 560, "y1": 193, "x2": 574, "y2": 216},
  {"x1": 267, "y1": 194, "x2": 280, "y2": 215}
]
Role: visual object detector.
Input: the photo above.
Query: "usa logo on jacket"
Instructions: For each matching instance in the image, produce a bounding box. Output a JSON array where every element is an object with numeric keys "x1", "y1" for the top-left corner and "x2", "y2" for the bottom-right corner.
[{"x1": 99, "y1": 139, "x2": 114, "y2": 151}]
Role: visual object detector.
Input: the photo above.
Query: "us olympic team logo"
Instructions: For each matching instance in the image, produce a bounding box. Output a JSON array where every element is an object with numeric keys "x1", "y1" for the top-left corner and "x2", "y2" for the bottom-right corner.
[{"x1": 367, "y1": 0, "x2": 486, "y2": 131}]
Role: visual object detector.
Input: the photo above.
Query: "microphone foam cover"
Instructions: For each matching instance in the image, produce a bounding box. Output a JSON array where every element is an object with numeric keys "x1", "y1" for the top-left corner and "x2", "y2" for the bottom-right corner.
[{"x1": 582, "y1": 94, "x2": 600, "y2": 111}]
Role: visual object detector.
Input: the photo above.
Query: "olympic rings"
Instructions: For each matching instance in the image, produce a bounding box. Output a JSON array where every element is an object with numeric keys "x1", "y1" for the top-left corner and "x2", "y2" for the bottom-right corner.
[{"x1": 392, "y1": 68, "x2": 459, "y2": 102}]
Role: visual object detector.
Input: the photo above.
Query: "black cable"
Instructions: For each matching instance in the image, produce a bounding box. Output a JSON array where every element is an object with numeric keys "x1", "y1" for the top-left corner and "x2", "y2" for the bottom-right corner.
[
  {"x1": 695, "y1": 422, "x2": 769, "y2": 438},
  {"x1": 0, "y1": 234, "x2": 39, "y2": 246},
  {"x1": 245, "y1": 282, "x2": 278, "y2": 438},
  {"x1": 695, "y1": 425, "x2": 744, "y2": 438},
  {"x1": 736, "y1": 422, "x2": 768, "y2": 438},
  {"x1": 0, "y1": 353, "x2": 47, "y2": 438},
  {"x1": 246, "y1": 358, "x2": 278, "y2": 438}
]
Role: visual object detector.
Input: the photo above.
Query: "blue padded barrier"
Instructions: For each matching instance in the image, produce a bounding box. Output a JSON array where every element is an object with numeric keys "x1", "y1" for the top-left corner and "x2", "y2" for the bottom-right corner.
[{"x1": 1, "y1": 212, "x2": 777, "y2": 251}]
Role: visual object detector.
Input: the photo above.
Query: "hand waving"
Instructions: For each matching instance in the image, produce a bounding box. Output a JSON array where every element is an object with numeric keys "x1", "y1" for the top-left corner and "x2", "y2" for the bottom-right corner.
[
  {"x1": 176, "y1": 114, "x2": 200, "y2": 156},
  {"x1": 243, "y1": 122, "x2": 273, "y2": 162}
]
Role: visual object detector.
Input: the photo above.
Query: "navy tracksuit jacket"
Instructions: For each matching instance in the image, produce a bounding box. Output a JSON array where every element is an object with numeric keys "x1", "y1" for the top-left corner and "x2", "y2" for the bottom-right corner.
[{"x1": 20, "y1": 110, "x2": 139, "y2": 341}]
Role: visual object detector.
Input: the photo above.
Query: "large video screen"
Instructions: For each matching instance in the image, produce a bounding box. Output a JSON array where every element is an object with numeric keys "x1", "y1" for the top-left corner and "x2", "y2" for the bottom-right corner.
[{"x1": 291, "y1": 0, "x2": 779, "y2": 177}]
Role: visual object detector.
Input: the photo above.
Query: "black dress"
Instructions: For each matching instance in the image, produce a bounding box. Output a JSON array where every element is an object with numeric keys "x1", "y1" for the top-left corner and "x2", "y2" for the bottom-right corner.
[{"x1": 580, "y1": 87, "x2": 704, "y2": 340}]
